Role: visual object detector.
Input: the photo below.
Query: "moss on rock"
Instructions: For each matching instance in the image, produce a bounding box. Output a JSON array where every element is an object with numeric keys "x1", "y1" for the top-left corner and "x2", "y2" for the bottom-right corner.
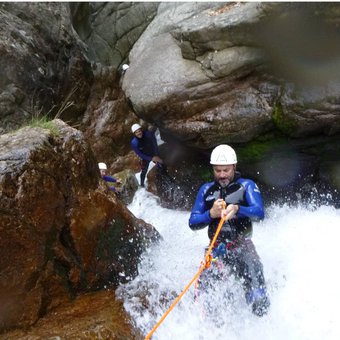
[
  {"x1": 272, "y1": 102, "x2": 297, "y2": 136},
  {"x1": 236, "y1": 133, "x2": 288, "y2": 163}
]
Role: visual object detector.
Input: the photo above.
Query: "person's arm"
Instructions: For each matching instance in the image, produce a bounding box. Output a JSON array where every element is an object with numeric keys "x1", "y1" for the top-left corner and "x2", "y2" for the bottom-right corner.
[
  {"x1": 102, "y1": 175, "x2": 117, "y2": 183},
  {"x1": 237, "y1": 179, "x2": 264, "y2": 220},
  {"x1": 131, "y1": 138, "x2": 152, "y2": 162},
  {"x1": 189, "y1": 183, "x2": 213, "y2": 230}
]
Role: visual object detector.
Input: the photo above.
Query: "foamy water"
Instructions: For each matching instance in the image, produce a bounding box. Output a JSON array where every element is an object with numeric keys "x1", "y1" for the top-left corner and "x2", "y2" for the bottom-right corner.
[{"x1": 117, "y1": 188, "x2": 340, "y2": 340}]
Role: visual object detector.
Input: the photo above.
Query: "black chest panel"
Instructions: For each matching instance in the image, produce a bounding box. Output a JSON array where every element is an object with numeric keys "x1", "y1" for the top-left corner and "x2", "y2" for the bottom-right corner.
[
  {"x1": 138, "y1": 134, "x2": 155, "y2": 157},
  {"x1": 204, "y1": 182, "x2": 246, "y2": 209},
  {"x1": 205, "y1": 181, "x2": 252, "y2": 242}
]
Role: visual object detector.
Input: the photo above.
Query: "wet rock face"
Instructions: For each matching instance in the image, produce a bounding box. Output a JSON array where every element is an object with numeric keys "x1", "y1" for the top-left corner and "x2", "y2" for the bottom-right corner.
[
  {"x1": 70, "y1": 2, "x2": 159, "y2": 68},
  {"x1": 0, "y1": 2, "x2": 93, "y2": 134},
  {"x1": 0, "y1": 120, "x2": 159, "y2": 332},
  {"x1": 80, "y1": 65, "x2": 139, "y2": 166},
  {"x1": 123, "y1": 2, "x2": 340, "y2": 148}
]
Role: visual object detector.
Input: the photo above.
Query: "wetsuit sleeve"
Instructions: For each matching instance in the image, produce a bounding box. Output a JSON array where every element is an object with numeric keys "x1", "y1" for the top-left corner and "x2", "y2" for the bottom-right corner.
[
  {"x1": 131, "y1": 138, "x2": 153, "y2": 162},
  {"x1": 102, "y1": 175, "x2": 117, "y2": 183},
  {"x1": 189, "y1": 184, "x2": 213, "y2": 230},
  {"x1": 238, "y1": 179, "x2": 264, "y2": 220}
]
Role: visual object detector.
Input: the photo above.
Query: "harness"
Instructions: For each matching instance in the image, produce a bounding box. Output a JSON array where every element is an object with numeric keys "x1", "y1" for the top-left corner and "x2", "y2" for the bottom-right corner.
[{"x1": 205, "y1": 178, "x2": 253, "y2": 243}]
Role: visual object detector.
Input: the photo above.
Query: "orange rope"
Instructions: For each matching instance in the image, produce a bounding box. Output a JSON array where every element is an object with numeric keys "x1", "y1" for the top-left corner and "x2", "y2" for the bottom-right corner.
[{"x1": 144, "y1": 203, "x2": 234, "y2": 340}]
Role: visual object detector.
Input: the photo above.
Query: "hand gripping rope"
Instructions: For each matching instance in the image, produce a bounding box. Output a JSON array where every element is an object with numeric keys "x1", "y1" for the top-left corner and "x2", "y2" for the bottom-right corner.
[{"x1": 144, "y1": 202, "x2": 233, "y2": 340}]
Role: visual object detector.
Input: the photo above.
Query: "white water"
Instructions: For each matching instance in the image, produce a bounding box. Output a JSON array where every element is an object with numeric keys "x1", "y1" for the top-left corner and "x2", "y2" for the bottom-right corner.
[{"x1": 117, "y1": 188, "x2": 340, "y2": 340}]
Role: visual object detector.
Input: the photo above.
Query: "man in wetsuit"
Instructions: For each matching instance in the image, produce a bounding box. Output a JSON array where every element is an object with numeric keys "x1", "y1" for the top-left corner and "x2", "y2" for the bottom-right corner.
[
  {"x1": 189, "y1": 144, "x2": 270, "y2": 316},
  {"x1": 130, "y1": 123, "x2": 164, "y2": 187}
]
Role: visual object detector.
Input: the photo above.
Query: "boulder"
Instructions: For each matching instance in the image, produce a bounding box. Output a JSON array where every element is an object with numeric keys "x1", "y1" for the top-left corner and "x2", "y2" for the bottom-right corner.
[
  {"x1": 114, "y1": 169, "x2": 139, "y2": 205},
  {"x1": 122, "y1": 2, "x2": 340, "y2": 148},
  {"x1": 0, "y1": 119, "x2": 159, "y2": 332}
]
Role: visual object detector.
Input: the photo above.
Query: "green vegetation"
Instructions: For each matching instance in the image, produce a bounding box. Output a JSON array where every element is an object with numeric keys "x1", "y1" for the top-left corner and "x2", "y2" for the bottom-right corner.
[
  {"x1": 29, "y1": 115, "x2": 60, "y2": 136},
  {"x1": 237, "y1": 140, "x2": 272, "y2": 162},
  {"x1": 15, "y1": 86, "x2": 78, "y2": 135},
  {"x1": 237, "y1": 133, "x2": 289, "y2": 163},
  {"x1": 272, "y1": 102, "x2": 297, "y2": 135}
]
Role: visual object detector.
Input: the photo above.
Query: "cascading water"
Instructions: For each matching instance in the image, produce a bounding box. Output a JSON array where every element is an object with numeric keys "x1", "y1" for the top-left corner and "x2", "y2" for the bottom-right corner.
[{"x1": 117, "y1": 188, "x2": 340, "y2": 340}]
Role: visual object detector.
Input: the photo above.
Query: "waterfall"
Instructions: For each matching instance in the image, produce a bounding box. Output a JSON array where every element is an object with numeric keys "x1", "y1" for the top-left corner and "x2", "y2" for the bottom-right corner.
[{"x1": 117, "y1": 188, "x2": 340, "y2": 340}]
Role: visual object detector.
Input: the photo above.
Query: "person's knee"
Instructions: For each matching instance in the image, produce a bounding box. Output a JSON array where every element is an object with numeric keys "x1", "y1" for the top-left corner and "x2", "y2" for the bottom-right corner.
[{"x1": 245, "y1": 287, "x2": 270, "y2": 317}]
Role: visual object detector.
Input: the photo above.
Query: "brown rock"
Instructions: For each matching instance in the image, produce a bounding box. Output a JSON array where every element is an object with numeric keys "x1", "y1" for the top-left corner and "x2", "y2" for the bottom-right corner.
[
  {"x1": 0, "y1": 119, "x2": 159, "y2": 332},
  {"x1": 1, "y1": 290, "x2": 143, "y2": 340}
]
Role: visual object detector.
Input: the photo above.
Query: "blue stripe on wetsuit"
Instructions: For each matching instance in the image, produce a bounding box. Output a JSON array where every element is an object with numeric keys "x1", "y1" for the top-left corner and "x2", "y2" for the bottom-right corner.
[{"x1": 189, "y1": 178, "x2": 264, "y2": 231}]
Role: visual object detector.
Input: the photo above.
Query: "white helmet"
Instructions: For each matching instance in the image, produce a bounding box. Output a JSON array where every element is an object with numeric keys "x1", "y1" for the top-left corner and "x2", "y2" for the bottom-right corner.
[
  {"x1": 122, "y1": 64, "x2": 129, "y2": 71},
  {"x1": 131, "y1": 123, "x2": 142, "y2": 133},
  {"x1": 210, "y1": 144, "x2": 237, "y2": 165},
  {"x1": 98, "y1": 162, "x2": 107, "y2": 170}
]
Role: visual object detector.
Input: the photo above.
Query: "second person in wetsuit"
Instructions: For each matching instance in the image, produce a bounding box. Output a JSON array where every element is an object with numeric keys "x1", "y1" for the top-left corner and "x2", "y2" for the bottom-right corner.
[{"x1": 130, "y1": 123, "x2": 164, "y2": 187}]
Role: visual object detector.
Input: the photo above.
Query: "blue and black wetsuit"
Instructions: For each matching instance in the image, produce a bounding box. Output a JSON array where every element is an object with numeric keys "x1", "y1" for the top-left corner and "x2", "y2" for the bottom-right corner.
[
  {"x1": 189, "y1": 172, "x2": 264, "y2": 243},
  {"x1": 131, "y1": 130, "x2": 159, "y2": 186},
  {"x1": 189, "y1": 172, "x2": 270, "y2": 316}
]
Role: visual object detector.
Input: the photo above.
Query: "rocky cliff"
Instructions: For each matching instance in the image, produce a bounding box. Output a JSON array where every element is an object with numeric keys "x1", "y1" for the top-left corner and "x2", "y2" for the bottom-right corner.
[
  {"x1": 0, "y1": 119, "x2": 158, "y2": 332},
  {"x1": 1, "y1": 1, "x2": 340, "y2": 336}
]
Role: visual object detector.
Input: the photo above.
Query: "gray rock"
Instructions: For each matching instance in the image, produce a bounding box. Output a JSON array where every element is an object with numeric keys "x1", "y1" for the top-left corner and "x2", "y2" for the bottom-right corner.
[
  {"x1": 0, "y1": 2, "x2": 92, "y2": 134},
  {"x1": 70, "y1": 2, "x2": 159, "y2": 67},
  {"x1": 123, "y1": 2, "x2": 340, "y2": 148}
]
